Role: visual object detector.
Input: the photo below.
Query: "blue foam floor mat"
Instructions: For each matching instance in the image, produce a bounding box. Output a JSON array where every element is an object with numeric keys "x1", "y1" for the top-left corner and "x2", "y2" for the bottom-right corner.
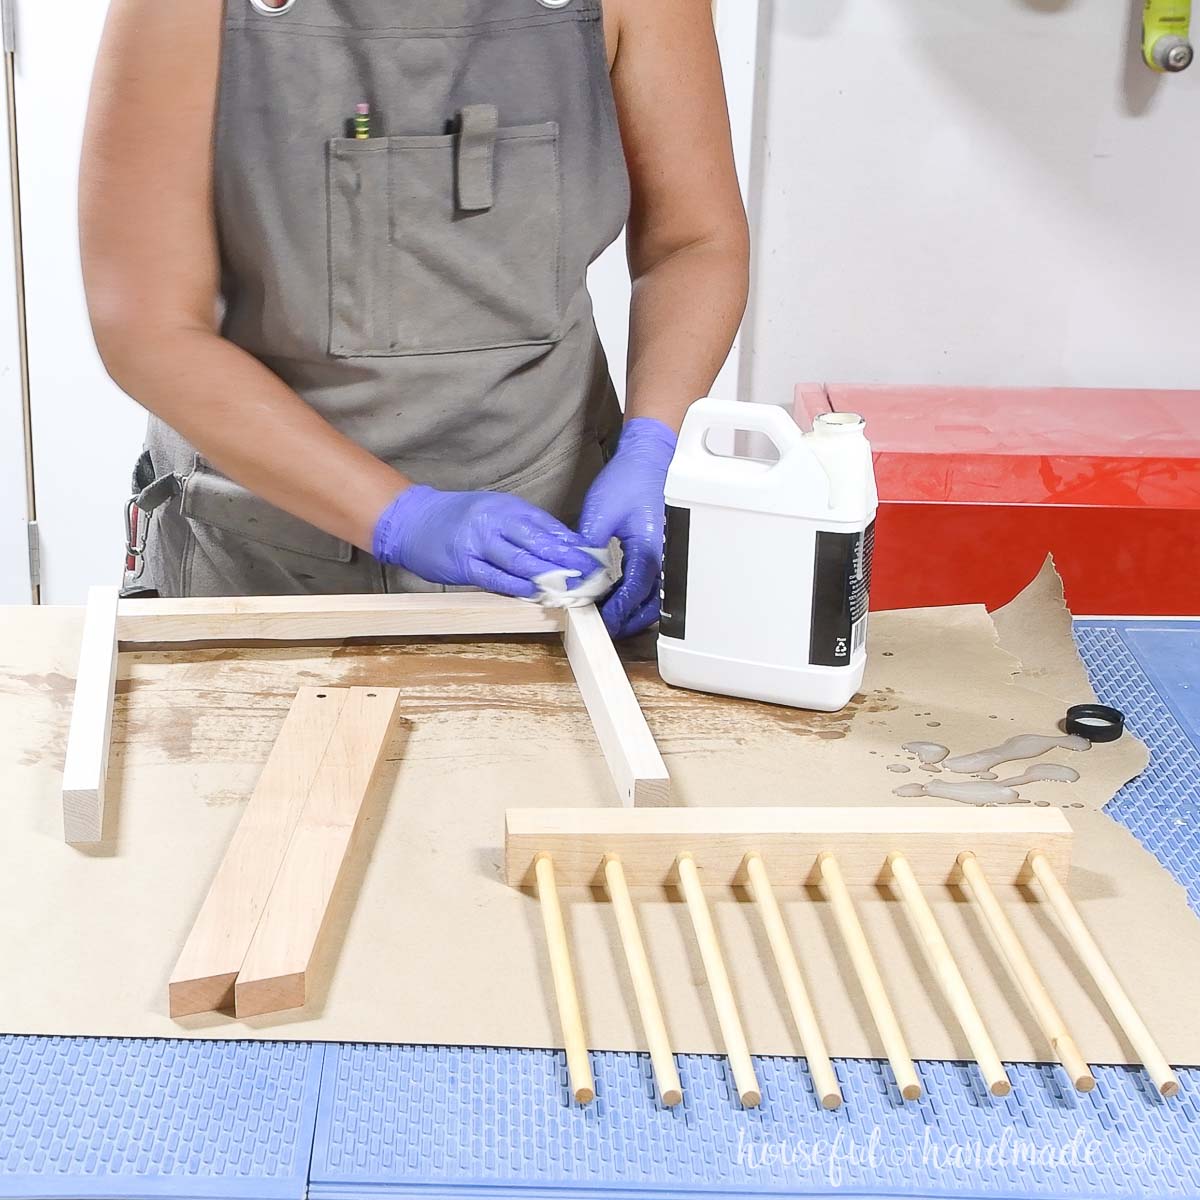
[
  {"x1": 1103, "y1": 625, "x2": 1200, "y2": 761},
  {"x1": 3, "y1": 622, "x2": 1199, "y2": 1200},
  {"x1": 295, "y1": 621, "x2": 1200, "y2": 1200},
  {"x1": 0, "y1": 1039, "x2": 324, "y2": 1200},
  {"x1": 310, "y1": 1047, "x2": 1200, "y2": 1200},
  {"x1": 1074, "y1": 622, "x2": 1200, "y2": 909}
]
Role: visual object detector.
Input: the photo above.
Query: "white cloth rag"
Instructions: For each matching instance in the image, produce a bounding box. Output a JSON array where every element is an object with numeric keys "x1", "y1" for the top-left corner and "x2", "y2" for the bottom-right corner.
[{"x1": 533, "y1": 541, "x2": 623, "y2": 609}]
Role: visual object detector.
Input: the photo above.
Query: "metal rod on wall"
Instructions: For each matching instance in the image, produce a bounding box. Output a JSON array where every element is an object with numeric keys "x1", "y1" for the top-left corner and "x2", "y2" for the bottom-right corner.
[{"x1": 3, "y1": 0, "x2": 40, "y2": 603}]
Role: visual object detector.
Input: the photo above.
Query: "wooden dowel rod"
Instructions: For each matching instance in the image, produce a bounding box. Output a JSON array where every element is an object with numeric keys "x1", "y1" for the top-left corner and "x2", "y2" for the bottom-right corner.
[
  {"x1": 1027, "y1": 850, "x2": 1179, "y2": 1099},
  {"x1": 534, "y1": 854, "x2": 595, "y2": 1104},
  {"x1": 957, "y1": 852, "x2": 1094, "y2": 1092},
  {"x1": 818, "y1": 852, "x2": 922, "y2": 1102},
  {"x1": 675, "y1": 853, "x2": 762, "y2": 1107},
  {"x1": 887, "y1": 852, "x2": 1010, "y2": 1097},
  {"x1": 603, "y1": 855, "x2": 683, "y2": 1107},
  {"x1": 743, "y1": 852, "x2": 842, "y2": 1110}
]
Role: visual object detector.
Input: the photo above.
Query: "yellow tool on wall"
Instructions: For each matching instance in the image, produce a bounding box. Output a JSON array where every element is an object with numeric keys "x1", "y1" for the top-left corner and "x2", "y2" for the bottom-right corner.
[{"x1": 1143, "y1": 0, "x2": 1194, "y2": 72}]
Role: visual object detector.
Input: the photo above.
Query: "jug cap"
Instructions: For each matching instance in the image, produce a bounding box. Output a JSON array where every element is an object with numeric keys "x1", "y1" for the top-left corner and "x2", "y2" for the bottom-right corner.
[{"x1": 813, "y1": 412, "x2": 865, "y2": 436}]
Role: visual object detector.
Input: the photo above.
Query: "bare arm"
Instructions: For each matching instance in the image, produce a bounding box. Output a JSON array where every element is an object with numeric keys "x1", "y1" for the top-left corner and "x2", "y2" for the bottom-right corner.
[
  {"x1": 79, "y1": 0, "x2": 407, "y2": 552},
  {"x1": 608, "y1": 0, "x2": 750, "y2": 432}
]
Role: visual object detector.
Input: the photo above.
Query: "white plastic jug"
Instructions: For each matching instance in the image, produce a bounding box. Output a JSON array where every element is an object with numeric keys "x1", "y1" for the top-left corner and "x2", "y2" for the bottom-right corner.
[{"x1": 657, "y1": 398, "x2": 879, "y2": 712}]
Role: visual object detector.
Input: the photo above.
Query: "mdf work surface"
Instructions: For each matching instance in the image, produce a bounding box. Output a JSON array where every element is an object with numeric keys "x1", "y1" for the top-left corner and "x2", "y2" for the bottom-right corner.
[{"x1": 1, "y1": 620, "x2": 1199, "y2": 1200}]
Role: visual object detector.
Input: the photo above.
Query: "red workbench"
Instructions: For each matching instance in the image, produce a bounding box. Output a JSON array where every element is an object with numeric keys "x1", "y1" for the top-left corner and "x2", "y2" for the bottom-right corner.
[{"x1": 794, "y1": 385, "x2": 1200, "y2": 615}]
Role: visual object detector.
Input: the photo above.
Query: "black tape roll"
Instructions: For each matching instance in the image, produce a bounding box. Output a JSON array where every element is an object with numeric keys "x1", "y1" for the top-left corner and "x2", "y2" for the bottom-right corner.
[{"x1": 1065, "y1": 703, "x2": 1125, "y2": 743}]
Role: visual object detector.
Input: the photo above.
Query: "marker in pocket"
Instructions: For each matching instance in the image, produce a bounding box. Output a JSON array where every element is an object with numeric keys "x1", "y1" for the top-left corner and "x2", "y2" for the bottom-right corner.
[{"x1": 354, "y1": 103, "x2": 372, "y2": 139}]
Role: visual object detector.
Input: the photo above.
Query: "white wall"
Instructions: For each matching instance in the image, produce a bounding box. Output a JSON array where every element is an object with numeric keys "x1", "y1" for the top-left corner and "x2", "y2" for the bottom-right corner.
[
  {"x1": 587, "y1": 234, "x2": 631, "y2": 406},
  {"x1": 744, "y1": 0, "x2": 1200, "y2": 403},
  {"x1": 14, "y1": 0, "x2": 143, "y2": 604}
]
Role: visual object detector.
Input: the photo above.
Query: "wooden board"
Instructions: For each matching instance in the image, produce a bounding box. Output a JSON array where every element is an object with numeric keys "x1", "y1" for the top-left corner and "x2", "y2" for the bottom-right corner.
[
  {"x1": 234, "y1": 686, "x2": 403, "y2": 1018},
  {"x1": 562, "y1": 605, "x2": 670, "y2": 808},
  {"x1": 505, "y1": 806, "x2": 1074, "y2": 887},
  {"x1": 61, "y1": 586, "x2": 121, "y2": 843},
  {"x1": 116, "y1": 593, "x2": 565, "y2": 645},
  {"x1": 168, "y1": 687, "x2": 350, "y2": 1017}
]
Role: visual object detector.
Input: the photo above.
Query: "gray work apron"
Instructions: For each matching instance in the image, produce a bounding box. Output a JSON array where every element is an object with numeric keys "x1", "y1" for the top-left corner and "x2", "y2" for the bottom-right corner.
[{"x1": 133, "y1": 0, "x2": 628, "y2": 596}]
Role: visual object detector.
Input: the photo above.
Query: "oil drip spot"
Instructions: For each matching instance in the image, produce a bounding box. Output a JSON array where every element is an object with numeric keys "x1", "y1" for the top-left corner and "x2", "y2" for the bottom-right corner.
[
  {"x1": 943, "y1": 733, "x2": 1090, "y2": 775},
  {"x1": 902, "y1": 740, "x2": 949, "y2": 765},
  {"x1": 892, "y1": 780, "x2": 1024, "y2": 805},
  {"x1": 994, "y1": 763, "x2": 1080, "y2": 787}
]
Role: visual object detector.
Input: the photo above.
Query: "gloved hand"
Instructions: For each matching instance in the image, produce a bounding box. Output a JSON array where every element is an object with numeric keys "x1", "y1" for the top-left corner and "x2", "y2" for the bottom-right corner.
[
  {"x1": 373, "y1": 485, "x2": 602, "y2": 599},
  {"x1": 578, "y1": 417, "x2": 677, "y2": 639}
]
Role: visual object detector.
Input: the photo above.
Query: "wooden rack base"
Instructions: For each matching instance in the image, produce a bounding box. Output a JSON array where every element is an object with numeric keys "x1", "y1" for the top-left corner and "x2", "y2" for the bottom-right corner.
[
  {"x1": 61, "y1": 591, "x2": 671, "y2": 844},
  {"x1": 505, "y1": 805, "x2": 1074, "y2": 888},
  {"x1": 506, "y1": 805, "x2": 1178, "y2": 1108}
]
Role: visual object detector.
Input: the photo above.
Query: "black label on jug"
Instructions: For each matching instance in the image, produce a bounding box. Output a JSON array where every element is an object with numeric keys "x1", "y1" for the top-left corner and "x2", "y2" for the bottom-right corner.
[
  {"x1": 659, "y1": 505, "x2": 690, "y2": 640},
  {"x1": 810, "y1": 521, "x2": 875, "y2": 667}
]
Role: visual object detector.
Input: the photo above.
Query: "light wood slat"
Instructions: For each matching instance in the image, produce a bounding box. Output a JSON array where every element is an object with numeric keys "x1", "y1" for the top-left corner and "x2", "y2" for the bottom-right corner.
[
  {"x1": 535, "y1": 854, "x2": 595, "y2": 1104},
  {"x1": 1028, "y1": 850, "x2": 1179, "y2": 1098},
  {"x1": 819, "y1": 852, "x2": 922, "y2": 1102},
  {"x1": 561, "y1": 605, "x2": 671, "y2": 808},
  {"x1": 603, "y1": 854, "x2": 682, "y2": 1106},
  {"x1": 116, "y1": 592, "x2": 565, "y2": 645},
  {"x1": 234, "y1": 687, "x2": 403, "y2": 1018},
  {"x1": 168, "y1": 687, "x2": 349, "y2": 1017},
  {"x1": 887, "y1": 851, "x2": 1010, "y2": 1096},
  {"x1": 957, "y1": 852, "x2": 1095, "y2": 1092},
  {"x1": 743, "y1": 852, "x2": 842, "y2": 1109},
  {"x1": 676, "y1": 853, "x2": 761, "y2": 1107},
  {"x1": 62, "y1": 586, "x2": 121, "y2": 844}
]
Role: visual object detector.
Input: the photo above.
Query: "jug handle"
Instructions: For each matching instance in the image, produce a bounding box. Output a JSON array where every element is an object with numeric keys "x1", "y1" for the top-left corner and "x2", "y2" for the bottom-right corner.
[{"x1": 677, "y1": 398, "x2": 807, "y2": 463}]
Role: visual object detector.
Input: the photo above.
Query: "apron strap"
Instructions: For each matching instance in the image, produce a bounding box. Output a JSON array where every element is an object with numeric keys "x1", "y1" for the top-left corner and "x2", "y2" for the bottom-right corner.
[
  {"x1": 133, "y1": 472, "x2": 184, "y2": 515},
  {"x1": 456, "y1": 105, "x2": 499, "y2": 213},
  {"x1": 129, "y1": 448, "x2": 183, "y2": 515}
]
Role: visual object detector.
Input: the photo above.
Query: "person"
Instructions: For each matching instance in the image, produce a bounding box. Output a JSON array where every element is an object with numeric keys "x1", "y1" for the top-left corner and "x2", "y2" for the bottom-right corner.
[{"x1": 80, "y1": 0, "x2": 748, "y2": 638}]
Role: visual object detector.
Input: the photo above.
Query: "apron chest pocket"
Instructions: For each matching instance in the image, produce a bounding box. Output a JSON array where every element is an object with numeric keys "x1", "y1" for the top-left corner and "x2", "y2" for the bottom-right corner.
[{"x1": 327, "y1": 112, "x2": 563, "y2": 358}]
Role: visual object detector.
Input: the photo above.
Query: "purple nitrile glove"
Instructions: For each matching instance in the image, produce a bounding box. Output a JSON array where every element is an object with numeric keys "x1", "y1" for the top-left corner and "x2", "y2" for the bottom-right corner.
[
  {"x1": 578, "y1": 417, "x2": 678, "y2": 639},
  {"x1": 373, "y1": 485, "x2": 602, "y2": 599}
]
